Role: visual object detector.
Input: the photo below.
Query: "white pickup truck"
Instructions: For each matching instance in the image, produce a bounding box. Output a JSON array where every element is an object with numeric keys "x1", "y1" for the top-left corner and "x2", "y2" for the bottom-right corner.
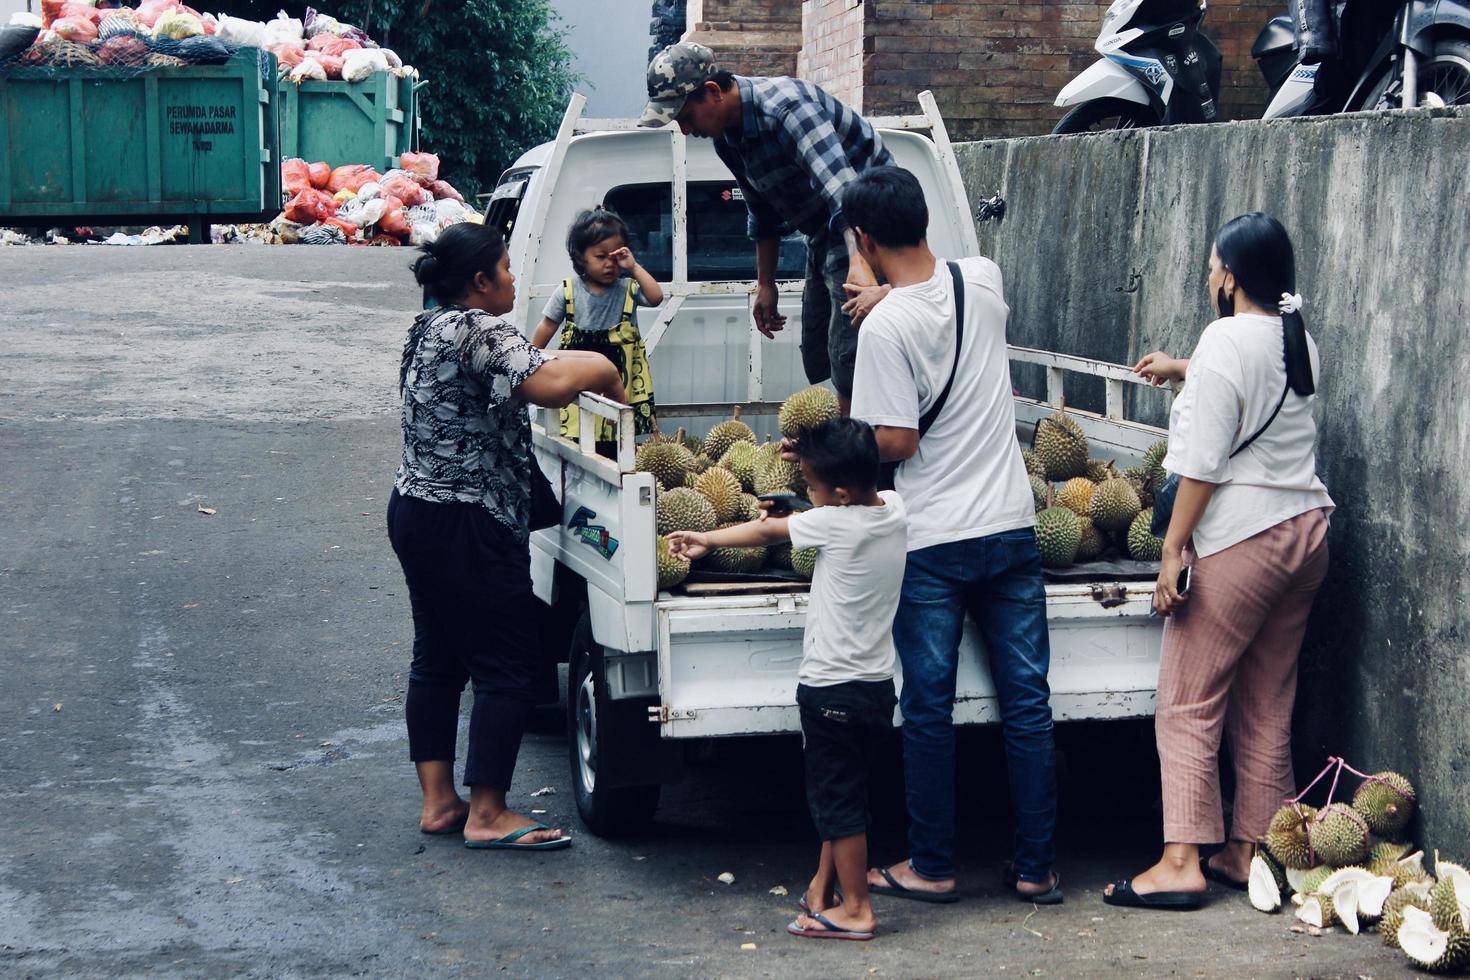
[{"x1": 486, "y1": 94, "x2": 1169, "y2": 836}]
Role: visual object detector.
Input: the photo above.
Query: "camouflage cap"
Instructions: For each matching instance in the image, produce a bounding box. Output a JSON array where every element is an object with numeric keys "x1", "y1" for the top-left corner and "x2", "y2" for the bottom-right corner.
[{"x1": 639, "y1": 41, "x2": 718, "y2": 128}]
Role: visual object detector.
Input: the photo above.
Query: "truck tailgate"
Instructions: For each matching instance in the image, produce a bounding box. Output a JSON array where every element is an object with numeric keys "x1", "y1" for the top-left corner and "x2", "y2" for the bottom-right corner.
[{"x1": 652, "y1": 582, "x2": 1161, "y2": 739}]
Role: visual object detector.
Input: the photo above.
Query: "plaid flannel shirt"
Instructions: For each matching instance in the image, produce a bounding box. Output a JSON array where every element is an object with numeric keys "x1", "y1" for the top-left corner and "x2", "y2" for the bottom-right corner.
[{"x1": 713, "y1": 75, "x2": 894, "y2": 242}]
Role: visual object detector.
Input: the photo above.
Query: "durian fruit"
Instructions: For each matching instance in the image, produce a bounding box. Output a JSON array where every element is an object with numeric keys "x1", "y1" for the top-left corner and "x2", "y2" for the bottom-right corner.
[
  {"x1": 1055, "y1": 477, "x2": 1096, "y2": 517},
  {"x1": 1075, "y1": 516, "x2": 1106, "y2": 562},
  {"x1": 682, "y1": 433, "x2": 704, "y2": 456},
  {"x1": 703, "y1": 407, "x2": 756, "y2": 463},
  {"x1": 1249, "y1": 851, "x2": 1284, "y2": 912},
  {"x1": 656, "y1": 487, "x2": 717, "y2": 535},
  {"x1": 790, "y1": 546, "x2": 818, "y2": 580},
  {"x1": 719, "y1": 441, "x2": 759, "y2": 492},
  {"x1": 1029, "y1": 474, "x2": 1049, "y2": 512},
  {"x1": 1090, "y1": 477, "x2": 1143, "y2": 533},
  {"x1": 703, "y1": 523, "x2": 766, "y2": 573},
  {"x1": 1021, "y1": 447, "x2": 1047, "y2": 479},
  {"x1": 756, "y1": 437, "x2": 782, "y2": 469},
  {"x1": 636, "y1": 437, "x2": 696, "y2": 490},
  {"x1": 1126, "y1": 509, "x2": 1164, "y2": 562},
  {"x1": 1431, "y1": 875, "x2": 1470, "y2": 935},
  {"x1": 1033, "y1": 407, "x2": 1089, "y2": 481},
  {"x1": 1124, "y1": 465, "x2": 1156, "y2": 509},
  {"x1": 1384, "y1": 887, "x2": 1434, "y2": 950},
  {"x1": 692, "y1": 453, "x2": 713, "y2": 474},
  {"x1": 656, "y1": 535, "x2": 690, "y2": 590},
  {"x1": 1398, "y1": 905, "x2": 1470, "y2": 973},
  {"x1": 778, "y1": 386, "x2": 839, "y2": 439},
  {"x1": 735, "y1": 493, "x2": 763, "y2": 523},
  {"x1": 1085, "y1": 458, "x2": 1118, "y2": 483},
  {"x1": 1371, "y1": 841, "x2": 1418, "y2": 876},
  {"x1": 1266, "y1": 804, "x2": 1319, "y2": 870},
  {"x1": 1353, "y1": 772, "x2": 1417, "y2": 838},
  {"x1": 1295, "y1": 893, "x2": 1338, "y2": 929},
  {"x1": 1319, "y1": 866, "x2": 1385, "y2": 934},
  {"x1": 1034, "y1": 505, "x2": 1082, "y2": 569},
  {"x1": 1391, "y1": 852, "x2": 1435, "y2": 890},
  {"x1": 1300, "y1": 864, "x2": 1338, "y2": 896},
  {"x1": 755, "y1": 453, "x2": 804, "y2": 496},
  {"x1": 1310, "y1": 803, "x2": 1372, "y2": 868},
  {"x1": 693, "y1": 467, "x2": 744, "y2": 524},
  {"x1": 1142, "y1": 439, "x2": 1169, "y2": 489},
  {"x1": 767, "y1": 542, "x2": 793, "y2": 570}
]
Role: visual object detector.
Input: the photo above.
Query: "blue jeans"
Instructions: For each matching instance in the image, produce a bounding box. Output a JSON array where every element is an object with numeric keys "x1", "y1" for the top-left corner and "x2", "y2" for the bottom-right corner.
[{"x1": 893, "y1": 529, "x2": 1057, "y2": 883}]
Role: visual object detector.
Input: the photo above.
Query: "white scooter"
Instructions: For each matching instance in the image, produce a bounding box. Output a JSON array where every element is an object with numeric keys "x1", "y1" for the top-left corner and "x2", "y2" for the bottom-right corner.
[{"x1": 1053, "y1": 0, "x2": 1222, "y2": 134}]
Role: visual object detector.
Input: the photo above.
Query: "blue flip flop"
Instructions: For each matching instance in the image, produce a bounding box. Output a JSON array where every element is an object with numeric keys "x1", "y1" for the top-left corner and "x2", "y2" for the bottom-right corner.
[
  {"x1": 787, "y1": 912, "x2": 874, "y2": 941},
  {"x1": 464, "y1": 823, "x2": 572, "y2": 851}
]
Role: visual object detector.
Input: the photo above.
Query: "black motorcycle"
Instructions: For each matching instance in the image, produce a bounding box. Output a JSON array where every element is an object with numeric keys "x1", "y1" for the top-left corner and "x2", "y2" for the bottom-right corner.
[{"x1": 1254, "y1": 0, "x2": 1470, "y2": 117}]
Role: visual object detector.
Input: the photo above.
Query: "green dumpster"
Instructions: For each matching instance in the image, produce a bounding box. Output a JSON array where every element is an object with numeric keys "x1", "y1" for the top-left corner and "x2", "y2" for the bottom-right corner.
[
  {"x1": 278, "y1": 71, "x2": 417, "y2": 172},
  {"x1": 0, "y1": 48, "x2": 279, "y2": 239}
]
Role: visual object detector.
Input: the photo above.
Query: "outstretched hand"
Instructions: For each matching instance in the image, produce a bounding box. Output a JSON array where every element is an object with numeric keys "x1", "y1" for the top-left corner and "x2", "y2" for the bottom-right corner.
[
  {"x1": 1133, "y1": 351, "x2": 1187, "y2": 387},
  {"x1": 666, "y1": 530, "x2": 711, "y2": 561}
]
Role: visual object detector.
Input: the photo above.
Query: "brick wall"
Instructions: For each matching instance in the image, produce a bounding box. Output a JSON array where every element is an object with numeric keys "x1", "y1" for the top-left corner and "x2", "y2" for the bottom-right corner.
[
  {"x1": 684, "y1": 0, "x2": 804, "y2": 78},
  {"x1": 798, "y1": 0, "x2": 871, "y2": 110},
  {"x1": 701, "y1": 0, "x2": 1286, "y2": 140}
]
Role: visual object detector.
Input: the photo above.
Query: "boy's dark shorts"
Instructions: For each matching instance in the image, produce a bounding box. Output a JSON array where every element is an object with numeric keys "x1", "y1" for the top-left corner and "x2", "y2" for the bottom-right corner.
[{"x1": 797, "y1": 678, "x2": 897, "y2": 842}]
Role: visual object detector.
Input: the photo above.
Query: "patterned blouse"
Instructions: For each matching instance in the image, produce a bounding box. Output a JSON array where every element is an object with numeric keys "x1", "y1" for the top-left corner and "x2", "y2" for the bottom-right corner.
[{"x1": 395, "y1": 306, "x2": 546, "y2": 542}]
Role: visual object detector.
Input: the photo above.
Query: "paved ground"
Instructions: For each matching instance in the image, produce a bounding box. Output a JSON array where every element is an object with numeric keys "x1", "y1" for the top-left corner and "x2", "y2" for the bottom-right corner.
[{"x1": 0, "y1": 247, "x2": 1413, "y2": 978}]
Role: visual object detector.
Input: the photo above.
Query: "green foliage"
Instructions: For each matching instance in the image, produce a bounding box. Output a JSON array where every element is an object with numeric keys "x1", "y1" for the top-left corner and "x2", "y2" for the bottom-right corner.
[{"x1": 217, "y1": 0, "x2": 578, "y2": 197}]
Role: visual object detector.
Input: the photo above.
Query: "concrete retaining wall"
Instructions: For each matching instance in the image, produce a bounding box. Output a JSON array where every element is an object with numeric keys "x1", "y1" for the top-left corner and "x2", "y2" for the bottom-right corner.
[{"x1": 955, "y1": 109, "x2": 1470, "y2": 855}]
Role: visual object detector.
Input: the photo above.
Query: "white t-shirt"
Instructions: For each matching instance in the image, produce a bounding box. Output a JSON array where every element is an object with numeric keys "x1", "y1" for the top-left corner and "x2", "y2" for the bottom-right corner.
[
  {"x1": 850, "y1": 256, "x2": 1034, "y2": 553},
  {"x1": 1164, "y1": 313, "x2": 1334, "y2": 558},
  {"x1": 787, "y1": 491, "x2": 908, "y2": 687}
]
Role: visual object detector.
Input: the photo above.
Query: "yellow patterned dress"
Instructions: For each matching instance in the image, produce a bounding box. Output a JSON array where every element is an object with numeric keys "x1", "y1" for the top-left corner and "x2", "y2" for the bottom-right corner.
[{"x1": 556, "y1": 277, "x2": 657, "y2": 442}]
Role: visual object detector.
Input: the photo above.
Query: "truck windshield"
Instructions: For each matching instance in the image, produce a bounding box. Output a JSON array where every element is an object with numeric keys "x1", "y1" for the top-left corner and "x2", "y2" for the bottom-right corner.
[{"x1": 603, "y1": 181, "x2": 807, "y2": 283}]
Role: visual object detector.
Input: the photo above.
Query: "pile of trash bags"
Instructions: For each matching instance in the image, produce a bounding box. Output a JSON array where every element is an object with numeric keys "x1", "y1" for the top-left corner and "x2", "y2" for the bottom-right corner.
[
  {"x1": 0, "y1": 3, "x2": 411, "y2": 81},
  {"x1": 275, "y1": 152, "x2": 479, "y2": 246}
]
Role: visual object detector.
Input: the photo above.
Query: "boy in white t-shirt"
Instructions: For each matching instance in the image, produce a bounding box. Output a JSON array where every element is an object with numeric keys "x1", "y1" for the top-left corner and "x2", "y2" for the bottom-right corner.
[{"x1": 667, "y1": 418, "x2": 907, "y2": 942}]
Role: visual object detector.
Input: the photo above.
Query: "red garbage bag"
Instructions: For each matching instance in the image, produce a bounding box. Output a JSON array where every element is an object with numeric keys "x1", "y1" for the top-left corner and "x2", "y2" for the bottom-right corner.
[
  {"x1": 426, "y1": 180, "x2": 464, "y2": 204},
  {"x1": 378, "y1": 199, "x2": 412, "y2": 240},
  {"x1": 97, "y1": 34, "x2": 150, "y2": 67},
  {"x1": 51, "y1": 15, "x2": 99, "y2": 43},
  {"x1": 400, "y1": 152, "x2": 440, "y2": 180},
  {"x1": 313, "y1": 53, "x2": 345, "y2": 79},
  {"x1": 323, "y1": 217, "x2": 359, "y2": 239},
  {"x1": 42, "y1": 0, "x2": 99, "y2": 27},
  {"x1": 281, "y1": 158, "x2": 312, "y2": 197},
  {"x1": 326, "y1": 165, "x2": 381, "y2": 195},
  {"x1": 269, "y1": 43, "x2": 305, "y2": 69},
  {"x1": 283, "y1": 188, "x2": 337, "y2": 225},
  {"x1": 307, "y1": 161, "x2": 331, "y2": 190},
  {"x1": 136, "y1": 0, "x2": 179, "y2": 29},
  {"x1": 308, "y1": 34, "x2": 360, "y2": 57},
  {"x1": 381, "y1": 175, "x2": 428, "y2": 207}
]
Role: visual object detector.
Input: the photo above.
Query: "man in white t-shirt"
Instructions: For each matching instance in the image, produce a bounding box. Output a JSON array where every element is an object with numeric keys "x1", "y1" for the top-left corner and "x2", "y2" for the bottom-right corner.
[
  {"x1": 667, "y1": 418, "x2": 908, "y2": 941},
  {"x1": 844, "y1": 167, "x2": 1061, "y2": 905}
]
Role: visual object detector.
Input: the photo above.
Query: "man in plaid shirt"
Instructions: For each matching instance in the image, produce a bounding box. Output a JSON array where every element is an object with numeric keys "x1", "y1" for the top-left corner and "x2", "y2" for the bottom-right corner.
[{"x1": 640, "y1": 42, "x2": 895, "y2": 412}]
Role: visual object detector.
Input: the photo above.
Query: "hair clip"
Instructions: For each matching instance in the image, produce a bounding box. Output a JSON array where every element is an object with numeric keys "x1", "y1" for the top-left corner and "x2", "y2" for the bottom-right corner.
[{"x1": 1278, "y1": 292, "x2": 1303, "y2": 314}]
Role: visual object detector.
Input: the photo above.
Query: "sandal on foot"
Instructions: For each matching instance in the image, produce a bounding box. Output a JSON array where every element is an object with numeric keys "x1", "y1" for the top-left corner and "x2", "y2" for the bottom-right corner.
[
  {"x1": 799, "y1": 887, "x2": 845, "y2": 914},
  {"x1": 1102, "y1": 878, "x2": 1202, "y2": 910},
  {"x1": 869, "y1": 866, "x2": 960, "y2": 904},
  {"x1": 787, "y1": 912, "x2": 874, "y2": 941},
  {"x1": 464, "y1": 824, "x2": 572, "y2": 851},
  {"x1": 1001, "y1": 863, "x2": 1064, "y2": 905},
  {"x1": 1199, "y1": 857, "x2": 1247, "y2": 891}
]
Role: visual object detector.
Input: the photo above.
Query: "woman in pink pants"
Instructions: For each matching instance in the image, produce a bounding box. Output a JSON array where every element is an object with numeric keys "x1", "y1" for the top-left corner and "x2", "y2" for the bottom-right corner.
[{"x1": 1104, "y1": 213, "x2": 1334, "y2": 910}]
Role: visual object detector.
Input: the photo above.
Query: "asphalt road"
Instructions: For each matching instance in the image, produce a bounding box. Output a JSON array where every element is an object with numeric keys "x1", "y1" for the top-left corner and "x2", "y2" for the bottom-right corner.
[{"x1": 0, "y1": 246, "x2": 1411, "y2": 978}]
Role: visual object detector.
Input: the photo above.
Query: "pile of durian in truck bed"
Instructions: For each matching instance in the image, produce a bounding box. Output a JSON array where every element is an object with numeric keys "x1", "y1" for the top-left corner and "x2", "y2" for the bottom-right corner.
[{"x1": 639, "y1": 390, "x2": 1169, "y2": 593}]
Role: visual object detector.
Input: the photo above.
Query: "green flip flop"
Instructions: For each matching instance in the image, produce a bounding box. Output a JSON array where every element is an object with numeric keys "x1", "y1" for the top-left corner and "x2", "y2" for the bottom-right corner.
[{"x1": 464, "y1": 823, "x2": 573, "y2": 851}]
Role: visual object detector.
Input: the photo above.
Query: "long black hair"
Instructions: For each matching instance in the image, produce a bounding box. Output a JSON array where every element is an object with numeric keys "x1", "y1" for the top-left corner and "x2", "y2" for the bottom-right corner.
[
  {"x1": 566, "y1": 206, "x2": 630, "y2": 277},
  {"x1": 411, "y1": 223, "x2": 507, "y2": 307},
  {"x1": 1214, "y1": 212, "x2": 1315, "y2": 396}
]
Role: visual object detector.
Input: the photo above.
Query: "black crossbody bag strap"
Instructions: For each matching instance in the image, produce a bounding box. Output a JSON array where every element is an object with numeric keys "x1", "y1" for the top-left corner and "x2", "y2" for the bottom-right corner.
[
  {"x1": 1229, "y1": 382, "x2": 1290, "y2": 459},
  {"x1": 879, "y1": 260, "x2": 965, "y2": 490}
]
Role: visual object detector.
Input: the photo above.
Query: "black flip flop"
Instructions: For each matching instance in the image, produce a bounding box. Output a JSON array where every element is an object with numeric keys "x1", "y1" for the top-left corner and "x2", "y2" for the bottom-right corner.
[
  {"x1": 1001, "y1": 862, "x2": 1064, "y2": 905},
  {"x1": 1199, "y1": 857, "x2": 1248, "y2": 892},
  {"x1": 869, "y1": 866, "x2": 961, "y2": 904},
  {"x1": 1102, "y1": 878, "x2": 1203, "y2": 910},
  {"x1": 799, "y1": 887, "x2": 845, "y2": 914}
]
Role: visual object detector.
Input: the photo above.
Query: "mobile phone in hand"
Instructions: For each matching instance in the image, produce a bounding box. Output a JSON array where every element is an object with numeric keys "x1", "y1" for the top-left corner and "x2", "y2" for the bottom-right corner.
[
  {"x1": 756, "y1": 493, "x2": 812, "y2": 514},
  {"x1": 1177, "y1": 565, "x2": 1192, "y2": 595}
]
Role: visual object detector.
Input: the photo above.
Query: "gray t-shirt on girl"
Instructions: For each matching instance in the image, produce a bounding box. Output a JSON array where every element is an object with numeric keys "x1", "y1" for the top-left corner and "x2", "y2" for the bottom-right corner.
[{"x1": 541, "y1": 275, "x2": 655, "y2": 336}]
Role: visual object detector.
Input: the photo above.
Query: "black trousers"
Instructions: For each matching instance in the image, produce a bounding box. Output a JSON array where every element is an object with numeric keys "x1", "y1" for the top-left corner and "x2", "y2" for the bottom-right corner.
[
  {"x1": 386, "y1": 489, "x2": 541, "y2": 790},
  {"x1": 797, "y1": 679, "x2": 897, "y2": 842}
]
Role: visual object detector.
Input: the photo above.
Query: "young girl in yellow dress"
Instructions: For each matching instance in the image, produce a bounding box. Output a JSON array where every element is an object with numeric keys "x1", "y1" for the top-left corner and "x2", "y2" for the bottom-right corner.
[{"x1": 532, "y1": 207, "x2": 662, "y2": 443}]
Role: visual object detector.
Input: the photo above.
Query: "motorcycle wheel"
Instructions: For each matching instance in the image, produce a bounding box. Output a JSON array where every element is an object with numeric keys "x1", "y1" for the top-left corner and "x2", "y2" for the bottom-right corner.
[
  {"x1": 1359, "y1": 35, "x2": 1470, "y2": 110},
  {"x1": 1052, "y1": 98, "x2": 1160, "y2": 134}
]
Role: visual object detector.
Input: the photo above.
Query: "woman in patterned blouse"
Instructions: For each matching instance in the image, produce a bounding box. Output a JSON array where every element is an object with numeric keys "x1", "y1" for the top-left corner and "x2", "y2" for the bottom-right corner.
[{"x1": 389, "y1": 223, "x2": 624, "y2": 850}]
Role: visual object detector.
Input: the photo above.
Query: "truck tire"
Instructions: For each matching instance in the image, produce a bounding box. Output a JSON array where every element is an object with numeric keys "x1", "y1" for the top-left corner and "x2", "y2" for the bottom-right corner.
[{"x1": 568, "y1": 613, "x2": 661, "y2": 837}]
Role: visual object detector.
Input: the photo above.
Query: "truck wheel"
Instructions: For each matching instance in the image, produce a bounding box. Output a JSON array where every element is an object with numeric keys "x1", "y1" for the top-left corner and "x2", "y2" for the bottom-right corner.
[{"x1": 568, "y1": 614, "x2": 660, "y2": 837}]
